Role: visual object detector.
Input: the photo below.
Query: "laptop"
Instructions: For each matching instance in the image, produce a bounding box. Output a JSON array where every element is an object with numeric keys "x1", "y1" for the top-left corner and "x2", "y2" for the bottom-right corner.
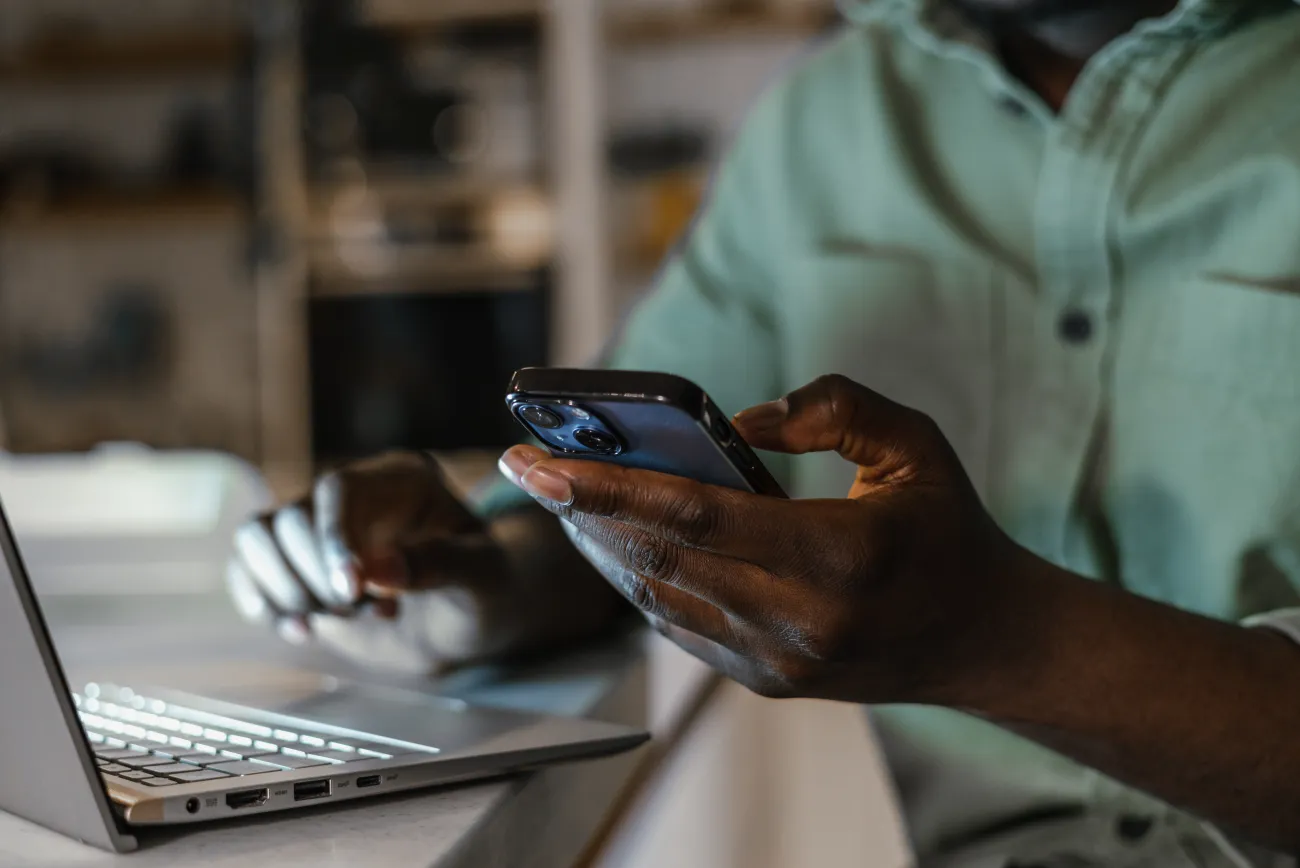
[{"x1": 0, "y1": 493, "x2": 649, "y2": 853}]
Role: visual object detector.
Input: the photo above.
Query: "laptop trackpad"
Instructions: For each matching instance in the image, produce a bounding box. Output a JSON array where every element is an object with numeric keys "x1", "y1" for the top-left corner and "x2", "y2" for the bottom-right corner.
[{"x1": 248, "y1": 682, "x2": 552, "y2": 754}]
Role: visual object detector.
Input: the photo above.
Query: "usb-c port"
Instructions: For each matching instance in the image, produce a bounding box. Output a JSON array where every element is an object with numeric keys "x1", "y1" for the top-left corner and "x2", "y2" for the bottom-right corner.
[{"x1": 355, "y1": 775, "x2": 381, "y2": 789}]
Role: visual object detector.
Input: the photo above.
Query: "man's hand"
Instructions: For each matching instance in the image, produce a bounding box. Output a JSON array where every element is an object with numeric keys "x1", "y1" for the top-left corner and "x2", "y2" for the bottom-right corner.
[
  {"x1": 503, "y1": 374, "x2": 1300, "y2": 851},
  {"x1": 499, "y1": 374, "x2": 1030, "y2": 705},
  {"x1": 227, "y1": 451, "x2": 624, "y2": 674}
]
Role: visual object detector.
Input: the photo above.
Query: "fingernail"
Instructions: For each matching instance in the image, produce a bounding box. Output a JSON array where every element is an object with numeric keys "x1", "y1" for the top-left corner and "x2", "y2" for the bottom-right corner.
[
  {"x1": 734, "y1": 398, "x2": 789, "y2": 430},
  {"x1": 277, "y1": 617, "x2": 311, "y2": 646},
  {"x1": 521, "y1": 465, "x2": 574, "y2": 506},
  {"x1": 499, "y1": 448, "x2": 544, "y2": 485}
]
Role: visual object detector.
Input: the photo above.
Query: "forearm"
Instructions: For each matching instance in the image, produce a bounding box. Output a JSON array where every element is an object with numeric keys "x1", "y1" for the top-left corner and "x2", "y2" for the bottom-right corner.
[{"x1": 970, "y1": 547, "x2": 1300, "y2": 852}]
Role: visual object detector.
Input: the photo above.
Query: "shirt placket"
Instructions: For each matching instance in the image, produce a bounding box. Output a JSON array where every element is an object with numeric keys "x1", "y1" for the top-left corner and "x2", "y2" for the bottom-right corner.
[
  {"x1": 1031, "y1": 22, "x2": 1253, "y2": 865},
  {"x1": 1028, "y1": 27, "x2": 1207, "y2": 570}
]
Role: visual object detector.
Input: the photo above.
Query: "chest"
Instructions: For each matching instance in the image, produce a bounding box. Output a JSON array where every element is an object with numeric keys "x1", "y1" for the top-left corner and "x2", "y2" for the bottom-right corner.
[{"x1": 773, "y1": 16, "x2": 1300, "y2": 589}]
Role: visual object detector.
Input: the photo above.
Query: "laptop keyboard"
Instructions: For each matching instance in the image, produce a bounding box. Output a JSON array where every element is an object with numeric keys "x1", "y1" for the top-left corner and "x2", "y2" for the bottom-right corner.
[{"x1": 74, "y1": 684, "x2": 424, "y2": 789}]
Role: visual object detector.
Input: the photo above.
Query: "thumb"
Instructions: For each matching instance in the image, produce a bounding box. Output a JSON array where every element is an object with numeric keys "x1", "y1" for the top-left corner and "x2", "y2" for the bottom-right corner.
[
  {"x1": 360, "y1": 531, "x2": 506, "y2": 597},
  {"x1": 732, "y1": 374, "x2": 934, "y2": 477}
]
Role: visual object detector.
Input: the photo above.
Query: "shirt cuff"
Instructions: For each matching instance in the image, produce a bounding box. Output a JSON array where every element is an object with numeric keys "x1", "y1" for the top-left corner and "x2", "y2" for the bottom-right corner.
[{"x1": 1241, "y1": 608, "x2": 1300, "y2": 647}]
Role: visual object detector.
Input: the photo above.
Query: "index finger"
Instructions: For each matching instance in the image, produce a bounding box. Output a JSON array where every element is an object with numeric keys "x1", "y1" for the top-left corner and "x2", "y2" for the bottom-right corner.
[
  {"x1": 313, "y1": 470, "x2": 362, "y2": 605},
  {"x1": 512, "y1": 450, "x2": 807, "y2": 571}
]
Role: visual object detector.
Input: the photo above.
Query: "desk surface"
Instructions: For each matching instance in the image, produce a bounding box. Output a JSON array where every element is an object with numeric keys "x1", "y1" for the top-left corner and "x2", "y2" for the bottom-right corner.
[{"x1": 0, "y1": 594, "x2": 664, "y2": 868}]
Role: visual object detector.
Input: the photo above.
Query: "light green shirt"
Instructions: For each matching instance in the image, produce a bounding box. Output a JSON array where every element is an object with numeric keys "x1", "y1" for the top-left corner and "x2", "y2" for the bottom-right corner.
[{"x1": 597, "y1": 0, "x2": 1300, "y2": 864}]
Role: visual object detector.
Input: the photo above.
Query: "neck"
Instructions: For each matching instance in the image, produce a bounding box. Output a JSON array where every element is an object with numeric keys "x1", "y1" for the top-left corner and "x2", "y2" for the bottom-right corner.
[
  {"x1": 1021, "y1": 0, "x2": 1181, "y2": 59},
  {"x1": 970, "y1": 0, "x2": 1180, "y2": 110}
]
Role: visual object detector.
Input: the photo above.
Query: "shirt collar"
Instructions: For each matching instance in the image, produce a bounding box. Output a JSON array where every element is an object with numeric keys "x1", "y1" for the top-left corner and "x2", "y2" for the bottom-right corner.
[{"x1": 836, "y1": 0, "x2": 1273, "y2": 38}]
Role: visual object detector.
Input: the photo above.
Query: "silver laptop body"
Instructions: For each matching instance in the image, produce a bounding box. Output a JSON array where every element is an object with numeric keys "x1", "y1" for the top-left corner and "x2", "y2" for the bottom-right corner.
[{"x1": 0, "y1": 493, "x2": 648, "y2": 852}]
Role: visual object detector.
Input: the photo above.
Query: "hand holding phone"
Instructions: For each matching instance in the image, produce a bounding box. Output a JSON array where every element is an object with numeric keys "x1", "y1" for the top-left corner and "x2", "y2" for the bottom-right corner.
[{"x1": 506, "y1": 368, "x2": 786, "y2": 497}]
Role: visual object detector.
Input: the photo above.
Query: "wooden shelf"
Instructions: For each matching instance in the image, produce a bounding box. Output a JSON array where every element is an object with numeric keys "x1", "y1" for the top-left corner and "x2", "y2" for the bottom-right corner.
[
  {"x1": 310, "y1": 172, "x2": 542, "y2": 209},
  {"x1": 357, "y1": 0, "x2": 540, "y2": 31},
  {"x1": 0, "y1": 31, "x2": 246, "y2": 83},
  {"x1": 0, "y1": 188, "x2": 245, "y2": 230},
  {"x1": 310, "y1": 243, "x2": 546, "y2": 291},
  {"x1": 609, "y1": 4, "x2": 836, "y2": 47}
]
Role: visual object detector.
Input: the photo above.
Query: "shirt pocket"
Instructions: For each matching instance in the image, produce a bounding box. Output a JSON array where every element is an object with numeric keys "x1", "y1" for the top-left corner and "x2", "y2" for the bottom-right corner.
[
  {"x1": 1138, "y1": 273, "x2": 1300, "y2": 402},
  {"x1": 780, "y1": 250, "x2": 1000, "y2": 499}
]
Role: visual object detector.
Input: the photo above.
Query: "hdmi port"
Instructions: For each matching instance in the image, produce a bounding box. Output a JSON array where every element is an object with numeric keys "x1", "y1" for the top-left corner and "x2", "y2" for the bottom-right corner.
[
  {"x1": 293, "y1": 779, "x2": 331, "y2": 801},
  {"x1": 225, "y1": 788, "x2": 268, "y2": 810}
]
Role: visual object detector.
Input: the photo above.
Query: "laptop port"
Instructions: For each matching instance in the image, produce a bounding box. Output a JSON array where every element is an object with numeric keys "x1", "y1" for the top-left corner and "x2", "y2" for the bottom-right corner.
[
  {"x1": 293, "y1": 779, "x2": 331, "y2": 801},
  {"x1": 355, "y1": 775, "x2": 381, "y2": 789},
  {"x1": 225, "y1": 788, "x2": 268, "y2": 810}
]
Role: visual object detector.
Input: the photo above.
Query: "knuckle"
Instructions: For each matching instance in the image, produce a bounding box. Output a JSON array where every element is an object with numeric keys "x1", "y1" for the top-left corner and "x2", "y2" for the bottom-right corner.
[
  {"x1": 910, "y1": 409, "x2": 944, "y2": 442},
  {"x1": 621, "y1": 571, "x2": 661, "y2": 616},
  {"x1": 312, "y1": 469, "x2": 345, "y2": 508},
  {"x1": 814, "y1": 373, "x2": 855, "y2": 395},
  {"x1": 815, "y1": 374, "x2": 861, "y2": 429},
  {"x1": 234, "y1": 515, "x2": 272, "y2": 556},
  {"x1": 772, "y1": 655, "x2": 821, "y2": 695},
  {"x1": 660, "y1": 493, "x2": 724, "y2": 546},
  {"x1": 746, "y1": 668, "x2": 800, "y2": 700},
  {"x1": 623, "y1": 533, "x2": 677, "y2": 583},
  {"x1": 788, "y1": 615, "x2": 855, "y2": 663}
]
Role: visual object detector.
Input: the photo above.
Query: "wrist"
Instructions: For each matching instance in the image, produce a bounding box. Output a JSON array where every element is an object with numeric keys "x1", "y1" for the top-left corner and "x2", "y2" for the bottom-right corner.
[{"x1": 930, "y1": 536, "x2": 1077, "y2": 717}]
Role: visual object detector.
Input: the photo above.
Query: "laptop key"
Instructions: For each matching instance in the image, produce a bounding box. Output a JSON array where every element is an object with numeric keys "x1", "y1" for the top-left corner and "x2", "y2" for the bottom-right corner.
[
  {"x1": 147, "y1": 762, "x2": 204, "y2": 775},
  {"x1": 120, "y1": 770, "x2": 154, "y2": 780},
  {"x1": 172, "y1": 769, "x2": 231, "y2": 782},
  {"x1": 261, "y1": 754, "x2": 329, "y2": 769},
  {"x1": 185, "y1": 754, "x2": 246, "y2": 767},
  {"x1": 117, "y1": 755, "x2": 174, "y2": 768},
  {"x1": 141, "y1": 778, "x2": 178, "y2": 787},
  {"x1": 325, "y1": 740, "x2": 361, "y2": 751},
  {"x1": 99, "y1": 763, "x2": 130, "y2": 774},
  {"x1": 308, "y1": 750, "x2": 365, "y2": 763},
  {"x1": 95, "y1": 748, "x2": 147, "y2": 760},
  {"x1": 205, "y1": 760, "x2": 278, "y2": 776},
  {"x1": 166, "y1": 750, "x2": 221, "y2": 762}
]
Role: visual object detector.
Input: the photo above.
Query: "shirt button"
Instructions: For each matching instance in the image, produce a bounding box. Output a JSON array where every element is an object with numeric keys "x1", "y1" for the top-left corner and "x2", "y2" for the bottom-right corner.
[
  {"x1": 998, "y1": 95, "x2": 1029, "y2": 119},
  {"x1": 1115, "y1": 814, "x2": 1154, "y2": 843},
  {"x1": 1058, "y1": 310, "x2": 1094, "y2": 344}
]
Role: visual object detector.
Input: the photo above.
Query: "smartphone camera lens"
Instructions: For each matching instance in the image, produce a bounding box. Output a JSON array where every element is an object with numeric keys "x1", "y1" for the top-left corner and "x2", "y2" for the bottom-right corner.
[
  {"x1": 572, "y1": 428, "x2": 622, "y2": 455},
  {"x1": 519, "y1": 405, "x2": 563, "y2": 430}
]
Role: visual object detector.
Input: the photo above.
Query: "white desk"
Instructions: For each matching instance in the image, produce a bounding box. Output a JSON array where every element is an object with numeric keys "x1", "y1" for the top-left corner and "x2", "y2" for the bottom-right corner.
[{"x1": 1, "y1": 594, "x2": 657, "y2": 868}]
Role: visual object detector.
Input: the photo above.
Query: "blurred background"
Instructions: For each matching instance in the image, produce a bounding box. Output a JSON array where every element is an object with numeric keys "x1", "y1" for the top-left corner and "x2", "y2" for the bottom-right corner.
[
  {"x1": 0, "y1": 0, "x2": 833, "y2": 497},
  {"x1": 0, "y1": 2, "x2": 910, "y2": 865}
]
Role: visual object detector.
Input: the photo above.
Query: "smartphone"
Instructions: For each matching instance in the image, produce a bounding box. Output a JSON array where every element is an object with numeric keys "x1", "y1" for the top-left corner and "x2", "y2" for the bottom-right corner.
[{"x1": 505, "y1": 368, "x2": 786, "y2": 497}]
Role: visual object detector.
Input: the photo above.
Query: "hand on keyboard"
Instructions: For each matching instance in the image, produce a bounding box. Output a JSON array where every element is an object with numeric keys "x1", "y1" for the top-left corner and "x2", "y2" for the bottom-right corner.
[{"x1": 227, "y1": 452, "x2": 520, "y2": 674}]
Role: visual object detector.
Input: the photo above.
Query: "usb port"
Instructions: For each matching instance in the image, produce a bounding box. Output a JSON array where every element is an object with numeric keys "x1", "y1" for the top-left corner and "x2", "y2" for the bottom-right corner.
[
  {"x1": 293, "y1": 779, "x2": 331, "y2": 801},
  {"x1": 355, "y1": 775, "x2": 381, "y2": 789},
  {"x1": 225, "y1": 788, "x2": 268, "y2": 810}
]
